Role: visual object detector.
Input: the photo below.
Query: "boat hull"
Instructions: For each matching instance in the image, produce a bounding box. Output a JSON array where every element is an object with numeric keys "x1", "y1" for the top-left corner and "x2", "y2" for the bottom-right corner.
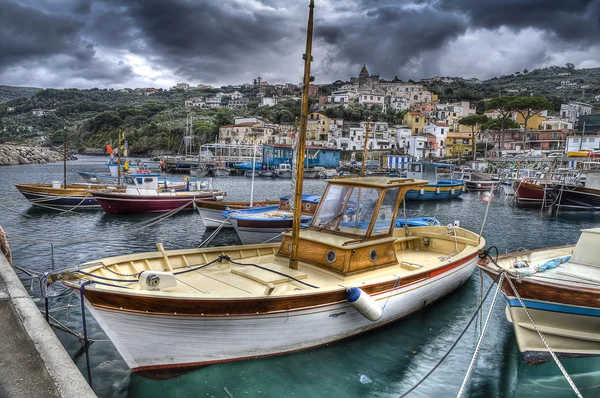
[
  {"x1": 515, "y1": 182, "x2": 550, "y2": 204},
  {"x1": 500, "y1": 181, "x2": 515, "y2": 196},
  {"x1": 14, "y1": 184, "x2": 102, "y2": 209},
  {"x1": 229, "y1": 217, "x2": 300, "y2": 244},
  {"x1": 465, "y1": 181, "x2": 497, "y2": 191},
  {"x1": 479, "y1": 244, "x2": 600, "y2": 365},
  {"x1": 81, "y1": 253, "x2": 478, "y2": 375},
  {"x1": 405, "y1": 183, "x2": 463, "y2": 200},
  {"x1": 195, "y1": 200, "x2": 278, "y2": 229},
  {"x1": 505, "y1": 304, "x2": 600, "y2": 364},
  {"x1": 92, "y1": 192, "x2": 221, "y2": 214},
  {"x1": 549, "y1": 186, "x2": 600, "y2": 210}
]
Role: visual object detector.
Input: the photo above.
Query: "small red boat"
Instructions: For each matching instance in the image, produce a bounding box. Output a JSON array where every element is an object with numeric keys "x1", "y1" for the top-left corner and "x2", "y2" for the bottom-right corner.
[
  {"x1": 92, "y1": 174, "x2": 225, "y2": 214},
  {"x1": 515, "y1": 180, "x2": 551, "y2": 204}
]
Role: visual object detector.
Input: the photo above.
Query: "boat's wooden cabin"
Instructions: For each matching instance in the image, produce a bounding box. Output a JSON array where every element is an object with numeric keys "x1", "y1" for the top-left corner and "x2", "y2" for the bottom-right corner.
[{"x1": 278, "y1": 177, "x2": 429, "y2": 275}]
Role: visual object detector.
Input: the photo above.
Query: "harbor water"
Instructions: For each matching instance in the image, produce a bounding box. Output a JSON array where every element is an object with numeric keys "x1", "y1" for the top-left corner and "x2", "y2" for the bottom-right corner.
[{"x1": 0, "y1": 156, "x2": 599, "y2": 398}]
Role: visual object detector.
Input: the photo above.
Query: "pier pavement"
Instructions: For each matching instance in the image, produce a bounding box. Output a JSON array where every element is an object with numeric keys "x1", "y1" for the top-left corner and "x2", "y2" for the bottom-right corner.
[{"x1": 0, "y1": 251, "x2": 95, "y2": 398}]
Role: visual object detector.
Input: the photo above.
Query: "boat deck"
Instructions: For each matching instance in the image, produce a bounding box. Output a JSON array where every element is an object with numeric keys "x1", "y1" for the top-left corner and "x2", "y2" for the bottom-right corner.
[
  {"x1": 494, "y1": 246, "x2": 600, "y2": 289},
  {"x1": 67, "y1": 230, "x2": 478, "y2": 299}
]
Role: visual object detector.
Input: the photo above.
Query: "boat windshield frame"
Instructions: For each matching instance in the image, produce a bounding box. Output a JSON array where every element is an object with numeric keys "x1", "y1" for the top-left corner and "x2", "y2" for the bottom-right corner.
[{"x1": 309, "y1": 182, "x2": 403, "y2": 240}]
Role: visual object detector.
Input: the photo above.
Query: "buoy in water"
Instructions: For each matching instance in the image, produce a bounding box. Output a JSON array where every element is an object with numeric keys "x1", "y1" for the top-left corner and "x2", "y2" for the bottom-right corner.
[{"x1": 346, "y1": 287, "x2": 382, "y2": 321}]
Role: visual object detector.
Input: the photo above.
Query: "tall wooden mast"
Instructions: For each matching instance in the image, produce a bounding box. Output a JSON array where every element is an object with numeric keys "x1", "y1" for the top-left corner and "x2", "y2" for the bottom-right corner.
[{"x1": 289, "y1": 0, "x2": 314, "y2": 270}]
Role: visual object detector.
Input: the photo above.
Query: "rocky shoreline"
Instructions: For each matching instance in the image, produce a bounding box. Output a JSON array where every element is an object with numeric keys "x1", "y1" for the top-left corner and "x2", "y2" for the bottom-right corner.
[{"x1": 0, "y1": 145, "x2": 72, "y2": 166}]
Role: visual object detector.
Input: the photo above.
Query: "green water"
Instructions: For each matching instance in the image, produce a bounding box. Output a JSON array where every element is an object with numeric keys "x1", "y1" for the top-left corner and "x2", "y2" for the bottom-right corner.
[{"x1": 0, "y1": 157, "x2": 598, "y2": 397}]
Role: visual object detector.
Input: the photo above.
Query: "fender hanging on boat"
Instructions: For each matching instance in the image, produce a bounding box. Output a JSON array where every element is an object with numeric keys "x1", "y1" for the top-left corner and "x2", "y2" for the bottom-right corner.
[{"x1": 346, "y1": 287, "x2": 382, "y2": 321}]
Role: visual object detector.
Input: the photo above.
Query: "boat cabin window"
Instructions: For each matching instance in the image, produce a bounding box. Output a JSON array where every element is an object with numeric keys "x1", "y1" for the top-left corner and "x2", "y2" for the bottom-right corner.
[
  {"x1": 124, "y1": 176, "x2": 135, "y2": 185},
  {"x1": 311, "y1": 185, "x2": 400, "y2": 239},
  {"x1": 409, "y1": 164, "x2": 421, "y2": 173}
]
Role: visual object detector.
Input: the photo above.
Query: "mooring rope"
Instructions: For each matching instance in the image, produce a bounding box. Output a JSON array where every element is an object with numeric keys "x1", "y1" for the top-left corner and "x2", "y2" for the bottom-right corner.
[
  {"x1": 397, "y1": 271, "x2": 502, "y2": 398},
  {"x1": 456, "y1": 272, "x2": 505, "y2": 397}
]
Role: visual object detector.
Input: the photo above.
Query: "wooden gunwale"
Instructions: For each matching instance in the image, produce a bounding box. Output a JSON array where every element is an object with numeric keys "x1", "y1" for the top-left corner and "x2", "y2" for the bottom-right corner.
[
  {"x1": 67, "y1": 251, "x2": 478, "y2": 316},
  {"x1": 477, "y1": 245, "x2": 600, "y2": 308}
]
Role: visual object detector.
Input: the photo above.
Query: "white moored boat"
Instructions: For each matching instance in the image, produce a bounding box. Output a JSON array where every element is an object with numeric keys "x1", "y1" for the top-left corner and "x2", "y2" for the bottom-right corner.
[{"x1": 48, "y1": 177, "x2": 484, "y2": 377}]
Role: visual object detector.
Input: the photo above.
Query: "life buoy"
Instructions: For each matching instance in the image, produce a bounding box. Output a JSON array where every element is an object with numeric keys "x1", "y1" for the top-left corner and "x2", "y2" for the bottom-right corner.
[{"x1": 523, "y1": 178, "x2": 533, "y2": 183}]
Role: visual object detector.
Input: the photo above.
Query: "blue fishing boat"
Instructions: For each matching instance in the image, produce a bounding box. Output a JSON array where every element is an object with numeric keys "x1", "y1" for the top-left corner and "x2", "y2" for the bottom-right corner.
[
  {"x1": 224, "y1": 194, "x2": 321, "y2": 244},
  {"x1": 404, "y1": 162, "x2": 463, "y2": 200}
]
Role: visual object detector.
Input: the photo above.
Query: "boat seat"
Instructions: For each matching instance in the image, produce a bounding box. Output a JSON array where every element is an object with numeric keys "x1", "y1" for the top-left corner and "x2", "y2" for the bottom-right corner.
[
  {"x1": 231, "y1": 263, "x2": 307, "y2": 286},
  {"x1": 400, "y1": 261, "x2": 423, "y2": 271}
]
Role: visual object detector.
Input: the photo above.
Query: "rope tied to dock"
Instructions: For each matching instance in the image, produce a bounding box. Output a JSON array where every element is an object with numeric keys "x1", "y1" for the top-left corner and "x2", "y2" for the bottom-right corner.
[{"x1": 0, "y1": 226, "x2": 12, "y2": 264}]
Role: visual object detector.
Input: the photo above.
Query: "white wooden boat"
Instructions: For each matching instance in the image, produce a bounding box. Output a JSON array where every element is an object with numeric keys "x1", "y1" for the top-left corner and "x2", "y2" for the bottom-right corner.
[
  {"x1": 194, "y1": 199, "x2": 279, "y2": 229},
  {"x1": 478, "y1": 228, "x2": 600, "y2": 364},
  {"x1": 48, "y1": 177, "x2": 484, "y2": 378}
]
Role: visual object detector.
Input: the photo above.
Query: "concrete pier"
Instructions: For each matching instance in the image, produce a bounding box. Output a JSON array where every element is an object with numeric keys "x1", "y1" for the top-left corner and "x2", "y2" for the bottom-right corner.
[{"x1": 0, "y1": 252, "x2": 96, "y2": 398}]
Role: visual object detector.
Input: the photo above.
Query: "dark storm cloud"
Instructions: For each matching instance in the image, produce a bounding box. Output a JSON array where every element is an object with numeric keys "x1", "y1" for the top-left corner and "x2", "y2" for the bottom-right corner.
[
  {"x1": 103, "y1": 0, "x2": 300, "y2": 82},
  {"x1": 0, "y1": 1, "x2": 85, "y2": 67},
  {"x1": 439, "y1": 0, "x2": 600, "y2": 44},
  {"x1": 314, "y1": 3, "x2": 468, "y2": 79},
  {"x1": 0, "y1": 0, "x2": 599, "y2": 88},
  {"x1": 0, "y1": 0, "x2": 136, "y2": 86}
]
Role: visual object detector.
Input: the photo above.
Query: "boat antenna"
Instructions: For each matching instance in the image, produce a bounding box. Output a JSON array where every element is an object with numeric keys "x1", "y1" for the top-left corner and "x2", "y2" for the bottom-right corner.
[
  {"x1": 361, "y1": 117, "x2": 371, "y2": 176},
  {"x1": 117, "y1": 129, "x2": 122, "y2": 185},
  {"x1": 63, "y1": 126, "x2": 67, "y2": 189},
  {"x1": 289, "y1": 0, "x2": 314, "y2": 271}
]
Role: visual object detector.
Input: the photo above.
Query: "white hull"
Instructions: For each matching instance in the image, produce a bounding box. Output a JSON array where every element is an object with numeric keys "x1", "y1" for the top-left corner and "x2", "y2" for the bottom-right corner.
[
  {"x1": 85, "y1": 258, "x2": 476, "y2": 372},
  {"x1": 230, "y1": 218, "x2": 286, "y2": 244},
  {"x1": 506, "y1": 304, "x2": 600, "y2": 363},
  {"x1": 275, "y1": 170, "x2": 293, "y2": 178},
  {"x1": 197, "y1": 207, "x2": 232, "y2": 229},
  {"x1": 500, "y1": 181, "x2": 515, "y2": 195}
]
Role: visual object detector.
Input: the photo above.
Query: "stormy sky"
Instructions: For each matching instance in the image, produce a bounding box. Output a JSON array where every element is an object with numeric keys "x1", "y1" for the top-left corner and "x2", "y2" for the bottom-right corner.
[{"x1": 1, "y1": 0, "x2": 599, "y2": 89}]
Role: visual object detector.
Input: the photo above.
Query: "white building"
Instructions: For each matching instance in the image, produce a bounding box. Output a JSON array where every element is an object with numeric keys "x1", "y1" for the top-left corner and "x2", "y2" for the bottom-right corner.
[
  {"x1": 358, "y1": 94, "x2": 385, "y2": 108},
  {"x1": 541, "y1": 118, "x2": 573, "y2": 130},
  {"x1": 560, "y1": 102, "x2": 593, "y2": 124},
  {"x1": 389, "y1": 97, "x2": 410, "y2": 111},
  {"x1": 184, "y1": 97, "x2": 205, "y2": 107},
  {"x1": 393, "y1": 126, "x2": 412, "y2": 150},
  {"x1": 405, "y1": 136, "x2": 428, "y2": 159},
  {"x1": 566, "y1": 135, "x2": 600, "y2": 153},
  {"x1": 423, "y1": 122, "x2": 449, "y2": 156},
  {"x1": 327, "y1": 91, "x2": 352, "y2": 107},
  {"x1": 32, "y1": 109, "x2": 56, "y2": 117},
  {"x1": 259, "y1": 97, "x2": 280, "y2": 107}
]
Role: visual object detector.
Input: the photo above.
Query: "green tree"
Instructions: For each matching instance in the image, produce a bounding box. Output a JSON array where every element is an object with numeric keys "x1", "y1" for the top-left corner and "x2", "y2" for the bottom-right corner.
[
  {"x1": 459, "y1": 114, "x2": 489, "y2": 160},
  {"x1": 508, "y1": 97, "x2": 553, "y2": 147}
]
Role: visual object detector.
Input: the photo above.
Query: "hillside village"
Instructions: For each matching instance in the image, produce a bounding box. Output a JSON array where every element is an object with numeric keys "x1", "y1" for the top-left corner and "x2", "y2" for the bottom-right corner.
[{"x1": 1, "y1": 64, "x2": 599, "y2": 159}]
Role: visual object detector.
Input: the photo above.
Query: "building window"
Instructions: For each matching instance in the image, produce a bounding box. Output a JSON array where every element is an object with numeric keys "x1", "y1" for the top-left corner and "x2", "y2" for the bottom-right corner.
[
  {"x1": 415, "y1": 117, "x2": 419, "y2": 123},
  {"x1": 370, "y1": 96, "x2": 373, "y2": 100},
  {"x1": 552, "y1": 132, "x2": 558, "y2": 139}
]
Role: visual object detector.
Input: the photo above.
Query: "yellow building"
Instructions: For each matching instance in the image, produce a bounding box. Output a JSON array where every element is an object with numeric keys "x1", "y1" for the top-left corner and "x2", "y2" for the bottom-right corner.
[
  {"x1": 446, "y1": 132, "x2": 472, "y2": 157},
  {"x1": 514, "y1": 113, "x2": 547, "y2": 131},
  {"x1": 403, "y1": 111, "x2": 426, "y2": 135},
  {"x1": 306, "y1": 112, "x2": 331, "y2": 142}
]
